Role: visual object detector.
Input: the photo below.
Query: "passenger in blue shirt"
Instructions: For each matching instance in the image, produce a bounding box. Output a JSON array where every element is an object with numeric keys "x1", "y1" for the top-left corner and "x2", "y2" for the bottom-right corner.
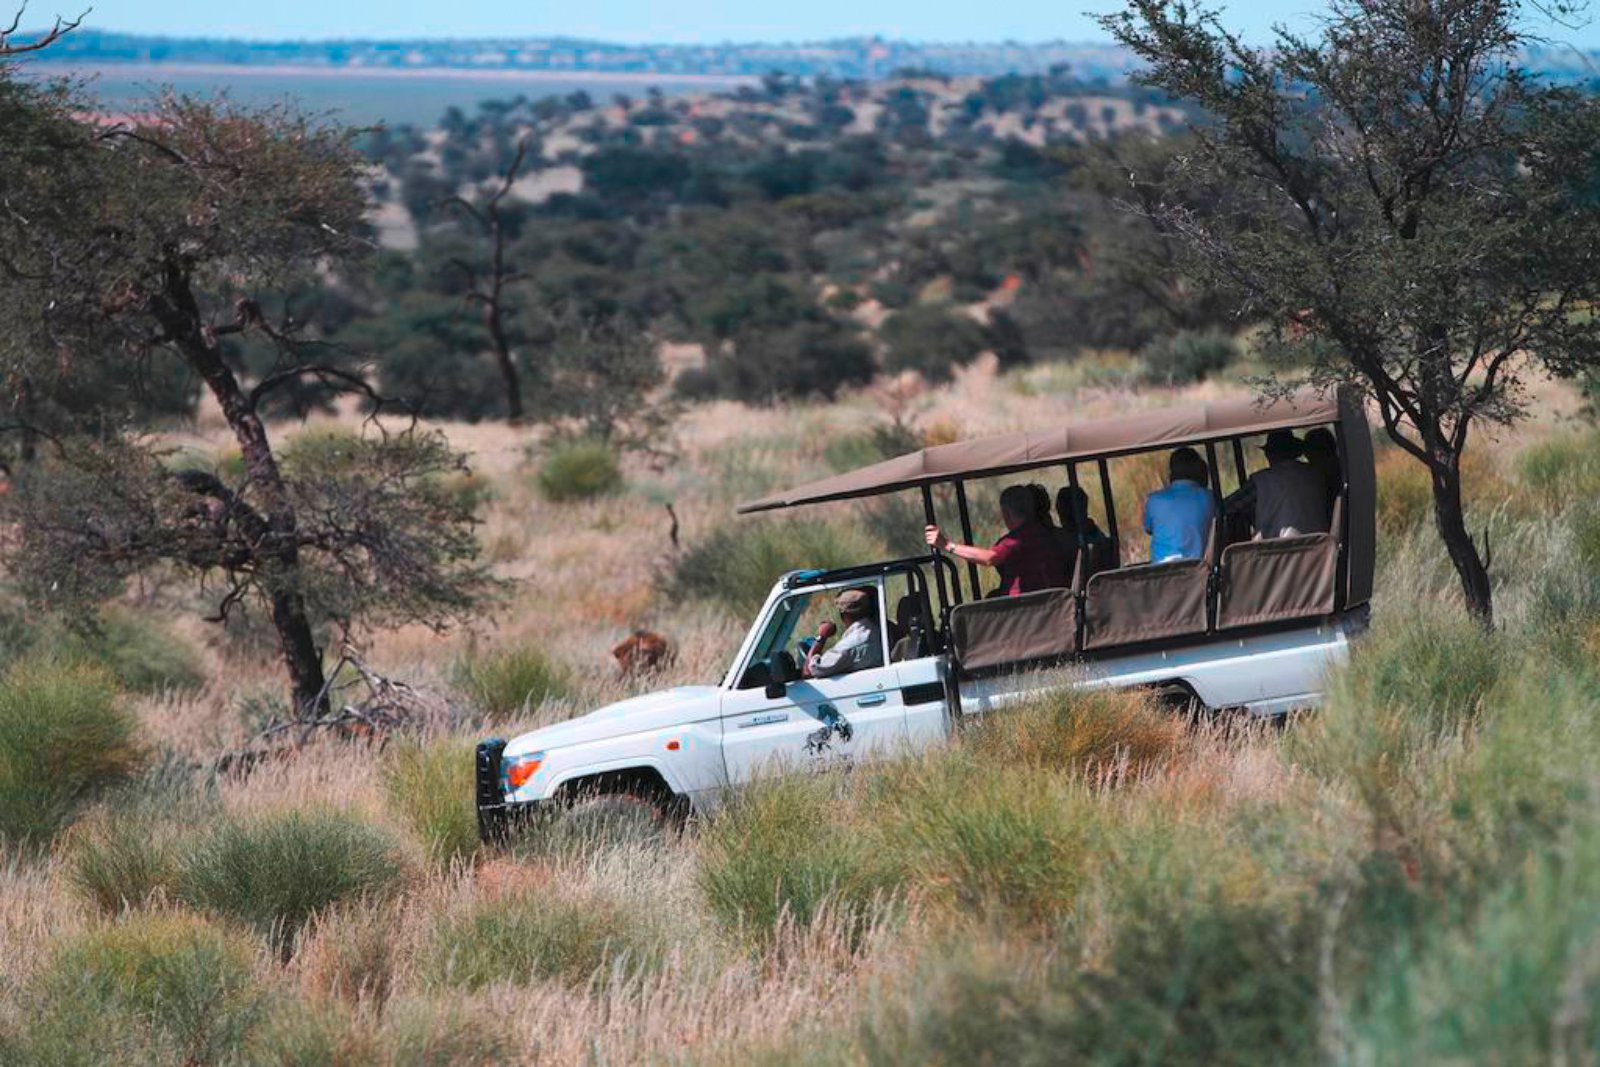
[{"x1": 1142, "y1": 447, "x2": 1215, "y2": 562}]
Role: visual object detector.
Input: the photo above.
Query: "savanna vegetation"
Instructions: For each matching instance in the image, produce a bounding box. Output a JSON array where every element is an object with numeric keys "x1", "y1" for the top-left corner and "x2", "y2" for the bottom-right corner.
[{"x1": 4, "y1": 0, "x2": 1600, "y2": 1062}]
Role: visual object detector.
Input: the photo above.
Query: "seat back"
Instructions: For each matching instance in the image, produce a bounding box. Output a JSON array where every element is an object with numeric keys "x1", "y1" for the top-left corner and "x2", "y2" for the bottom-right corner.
[
  {"x1": 1215, "y1": 499, "x2": 1342, "y2": 630},
  {"x1": 1081, "y1": 558, "x2": 1210, "y2": 651},
  {"x1": 949, "y1": 587, "x2": 1078, "y2": 672},
  {"x1": 890, "y1": 594, "x2": 925, "y2": 662}
]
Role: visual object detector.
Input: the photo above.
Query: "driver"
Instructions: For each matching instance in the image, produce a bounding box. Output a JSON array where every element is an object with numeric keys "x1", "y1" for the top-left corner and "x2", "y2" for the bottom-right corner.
[{"x1": 803, "y1": 587, "x2": 883, "y2": 679}]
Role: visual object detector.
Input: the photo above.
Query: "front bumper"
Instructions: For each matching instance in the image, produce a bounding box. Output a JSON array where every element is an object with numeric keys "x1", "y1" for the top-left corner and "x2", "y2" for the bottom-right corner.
[{"x1": 475, "y1": 738, "x2": 544, "y2": 844}]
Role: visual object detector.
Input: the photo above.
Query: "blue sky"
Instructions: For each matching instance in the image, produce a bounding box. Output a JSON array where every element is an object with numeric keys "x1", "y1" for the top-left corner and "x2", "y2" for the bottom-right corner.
[{"x1": 64, "y1": 0, "x2": 1600, "y2": 48}]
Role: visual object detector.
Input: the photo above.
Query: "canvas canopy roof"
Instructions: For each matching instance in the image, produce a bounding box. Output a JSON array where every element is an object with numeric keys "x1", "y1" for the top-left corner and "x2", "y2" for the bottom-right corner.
[{"x1": 738, "y1": 388, "x2": 1343, "y2": 514}]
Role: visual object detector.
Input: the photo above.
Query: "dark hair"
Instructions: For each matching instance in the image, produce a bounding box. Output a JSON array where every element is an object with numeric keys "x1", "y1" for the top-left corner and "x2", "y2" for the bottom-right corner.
[
  {"x1": 1028, "y1": 484, "x2": 1054, "y2": 527},
  {"x1": 1303, "y1": 427, "x2": 1338, "y2": 456},
  {"x1": 1056, "y1": 485, "x2": 1090, "y2": 529},
  {"x1": 999, "y1": 484, "x2": 1035, "y2": 523},
  {"x1": 1169, "y1": 447, "x2": 1209, "y2": 486}
]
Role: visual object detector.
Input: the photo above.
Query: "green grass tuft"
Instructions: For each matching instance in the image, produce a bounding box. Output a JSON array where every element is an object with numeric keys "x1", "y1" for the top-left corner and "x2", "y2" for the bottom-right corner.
[
  {"x1": 14, "y1": 913, "x2": 262, "y2": 1066},
  {"x1": 425, "y1": 891, "x2": 663, "y2": 989},
  {"x1": 452, "y1": 645, "x2": 569, "y2": 722},
  {"x1": 0, "y1": 660, "x2": 144, "y2": 851},
  {"x1": 535, "y1": 438, "x2": 624, "y2": 501},
  {"x1": 176, "y1": 808, "x2": 407, "y2": 958},
  {"x1": 384, "y1": 736, "x2": 481, "y2": 868}
]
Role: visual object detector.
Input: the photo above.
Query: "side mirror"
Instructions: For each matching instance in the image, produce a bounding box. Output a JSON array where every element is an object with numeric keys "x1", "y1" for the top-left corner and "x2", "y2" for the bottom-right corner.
[{"x1": 764, "y1": 650, "x2": 798, "y2": 700}]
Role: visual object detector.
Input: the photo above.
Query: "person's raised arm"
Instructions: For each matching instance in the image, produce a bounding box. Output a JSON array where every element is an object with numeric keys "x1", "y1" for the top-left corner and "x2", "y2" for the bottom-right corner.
[{"x1": 925, "y1": 524, "x2": 1000, "y2": 567}]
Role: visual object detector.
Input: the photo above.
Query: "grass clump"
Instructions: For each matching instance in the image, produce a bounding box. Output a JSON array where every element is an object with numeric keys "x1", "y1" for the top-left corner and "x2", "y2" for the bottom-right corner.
[
  {"x1": 535, "y1": 438, "x2": 623, "y2": 501},
  {"x1": 384, "y1": 736, "x2": 481, "y2": 868},
  {"x1": 877, "y1": 759, "x2": 1091, "y2": 926},
  {"x1": 0, "y1": 660, "x2": 143, "y2": 851},
  {"x1": 962, "y1": 683, "x2": 1186, "y2": 778},
  {"x1": 66, "y1": 806, "x2": 182, "y2": 913},
  {"x1": 176, "y1": 807, "x2": 407, "y2": 957},
  {"x1": 668, "y1": 517, "x2": 883, "y2": 616},
  {"x1": 452, "y1": 644, "x2": 569, "y2": 721},
  {"x1": 1138, "y1": 329, "x2": 1238, "y2": 385},
  {"x1": 699, "y1": 773, "x2": 895, "y2": 942},
  {"x1": 13, "y1": 913, "x2": 262, "y2": 1066},
  {"x1": 425, "y1": 891, "x2": 663, "y2": 989}
]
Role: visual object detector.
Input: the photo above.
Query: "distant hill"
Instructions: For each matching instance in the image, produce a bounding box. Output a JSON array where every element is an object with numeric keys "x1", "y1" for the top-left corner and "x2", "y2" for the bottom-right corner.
[{"x1": 23, "y1": 30, "x2": 1145, "y2": 82}]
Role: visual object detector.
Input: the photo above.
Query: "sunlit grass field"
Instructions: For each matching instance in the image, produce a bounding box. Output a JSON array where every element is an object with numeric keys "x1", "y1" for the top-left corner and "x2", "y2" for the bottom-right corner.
[{"x1": 2, "y1": 355, "x2": 1598, "y2": 1063}]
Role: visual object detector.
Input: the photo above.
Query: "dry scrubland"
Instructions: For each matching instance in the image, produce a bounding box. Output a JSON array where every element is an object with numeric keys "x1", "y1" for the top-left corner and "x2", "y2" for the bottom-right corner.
[{"x1": 4, "y1": 356, "x2": 1600, "y2": 1064}]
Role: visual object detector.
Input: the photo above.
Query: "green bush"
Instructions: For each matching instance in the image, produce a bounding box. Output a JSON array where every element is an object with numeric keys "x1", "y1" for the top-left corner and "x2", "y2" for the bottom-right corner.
[
  {"x1": 176, "y1": 808, "x2": 407, "y2": 957},
  {"x1": 1348, "y1": 828, "x2": 1600, "y2": 1063},
  {"x1": 877, "y1": 760, "x2": 1090, "y2": 926},
  {"x1": 452, "y1": 645, "x2": 569, "y2": 721},
  {"x1": 384, "y1": 736, "x2": 480, "y2": 868},
  {"x1": 699, "y1": 773, "x2": 895, "y2": 942},
  {"x1": 1057, "y1": 895, "x2": 1320, "y2": 1064},
  {"x1": 535, "y1": 438, "x2": 623, "y2": 501},
  {"x1": 880, "y1": 305, "x2": 990, "y2": 383},
  {"x1": 0, "y1": 607, "x2": 203, "y2": 694},
  {"x1": 66, "y1": 806, "x2": 180, "y2": 913},
  {"x1": 962, "y1": 684, "x2": 1185, "y2": 777},
  {"x1": 13, "y1": 913, "x2": 262, "y2": 1066},
  {"x1": 822, "y1": 423, "x2": 922, "y2": 474},
  {"x1": 666, "y1": 517, "x2": 883, "y2": 616},
  {"x1": 1138, "y1": 329, "x2": 1239, "y2": 385},
  {"x1": 0, "y1": 661, "x2": 144, "y2": 850},
  {"x1": 425, "y1": 891, "x2": 662, "y2": 989}
]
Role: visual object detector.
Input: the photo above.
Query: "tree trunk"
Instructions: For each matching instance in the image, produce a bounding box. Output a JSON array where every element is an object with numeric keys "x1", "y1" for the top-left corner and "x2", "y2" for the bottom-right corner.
[
  {"x1": 154, "y1": 269, "x2": 329, "y2": 713},
  {"x1": 485, "y1": 300, "x2": 524, "y2": 423},
  {"x1": 1428, "y1": 454, "x2": 1494, "y2": 626}
]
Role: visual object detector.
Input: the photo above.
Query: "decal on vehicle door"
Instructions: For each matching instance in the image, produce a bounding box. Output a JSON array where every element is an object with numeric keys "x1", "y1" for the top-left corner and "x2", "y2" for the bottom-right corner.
[{"x1": 804, "y1": 703, "x2": 854, "y2": 760}]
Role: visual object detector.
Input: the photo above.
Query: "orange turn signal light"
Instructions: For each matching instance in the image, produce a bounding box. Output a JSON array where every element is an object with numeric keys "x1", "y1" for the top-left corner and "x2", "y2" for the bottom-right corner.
[
  {"x1": 506, "y1": 756, "x2": 543, "y2": 789},
  {"x1": 666, "y1": 739, "x2": 681, "y2": 751}
]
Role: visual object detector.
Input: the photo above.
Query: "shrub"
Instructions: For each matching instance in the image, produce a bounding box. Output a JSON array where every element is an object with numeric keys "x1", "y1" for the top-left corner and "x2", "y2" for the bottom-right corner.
[
  {"x1": 16, "y1": 913, "x2": 262, "y2": 1065},
  {"x1": 963, "y1": 684, "x2": 1186, "y2": 779},
  {"x1": 0, "y1": 607, "x2": 203, "y2": 694},
  {"x1": 1348, "y1": 828, "x2": 1600, "y2": 1063},
  {"x1": 425, "y1": 891, "x2": 662, "y2": 989},
  {"x1": 667, "y1": 517, "x2": 884, "y2": 616},
  {"x1": 1138, "y1": 329, "x2": 1239, "y2": 385},
  {"x1": 1056, "y1": 894, "x2": 1320, "y2": 1064},
  {"x1": 822, "y1": 422, "x2": 922, "y2": 474},
  {"x1": 66, "y1": 806, "x2": 180, "y2": 913},
  {"x1": 0, "y1": 661, "x2": 143, "y2": 850},
  {"x1": 877, "y1": 760, "x2": 1090, "y2": 926},
  {"x1": 452, "y1": 645, "x2": 569, "y2": 722},
  {"x1": 880, "y1": 305, "x2": 990, "y2": 382},
  {"x1": 687, "y1": 321, "x2": 876, "y2": 404},
  {"x1": 699, "y1": 773, "x2": 895, "y2": 942},
  {"x1": 535, "y1": 438, "x2": 624, "y2": 501},
  {"x1": 176, "y1": 808, "x2": 407, "y2": 957},
  {"x1": 384, "y1": 736, "x2": 480, "y2": 868}
]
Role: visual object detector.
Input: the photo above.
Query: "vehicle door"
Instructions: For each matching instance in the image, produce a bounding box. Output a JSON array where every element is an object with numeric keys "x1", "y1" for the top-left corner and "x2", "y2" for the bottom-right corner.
[{"x1": 720, "y1": 580, "x2": 907, "y2": 784}]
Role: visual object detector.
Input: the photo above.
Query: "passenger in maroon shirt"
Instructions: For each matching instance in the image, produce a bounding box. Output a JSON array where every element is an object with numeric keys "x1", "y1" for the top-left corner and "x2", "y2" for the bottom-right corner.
[{"x1": 924, "y1": 485, "x2": 1070, "y2": 596}]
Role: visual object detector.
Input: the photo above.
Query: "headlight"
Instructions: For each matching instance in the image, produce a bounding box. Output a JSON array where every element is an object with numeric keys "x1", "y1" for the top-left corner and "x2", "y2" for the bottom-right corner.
[{"x1": 501, "y1": 751, "x2": 544, "y2": 792}]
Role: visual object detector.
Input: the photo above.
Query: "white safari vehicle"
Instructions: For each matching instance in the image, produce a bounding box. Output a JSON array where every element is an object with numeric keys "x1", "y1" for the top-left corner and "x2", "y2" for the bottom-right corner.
[{"x1": 477, "y1": 388, "x2": 1376, "y2": 840}]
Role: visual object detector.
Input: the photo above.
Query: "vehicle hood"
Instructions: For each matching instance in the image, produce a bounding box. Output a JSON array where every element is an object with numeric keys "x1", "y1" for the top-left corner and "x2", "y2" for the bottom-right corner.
[{"x1": 504, "y1": 686, "x2": 722, "y2": 755}]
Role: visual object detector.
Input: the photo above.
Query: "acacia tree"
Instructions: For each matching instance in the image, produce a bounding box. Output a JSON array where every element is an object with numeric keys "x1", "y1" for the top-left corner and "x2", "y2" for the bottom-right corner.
[
  {"x1": 0, "y1": 79, "x2": 492, "y2": 712},
  {"x1": 1101, "y1": 0, "x2": 1600, "y2": 623}
]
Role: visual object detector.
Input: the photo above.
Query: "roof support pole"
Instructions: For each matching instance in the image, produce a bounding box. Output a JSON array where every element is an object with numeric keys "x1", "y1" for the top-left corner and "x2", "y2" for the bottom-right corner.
[
  {"x1": 922, "y1": 483, "x2": 953, "y2": 619},
  {"x1": 954, "y1": 481, "x2": 983, "y2": 600},
  {"x1": 1204, "y1": 441, "x2": 1226, "y2": 558},
  {"x1": 1096, "y1": 457, "x2": 1120, "y2": 567},
  {"x1": 1231, "y1": 438, "x2": 1248, "y2": 489}
]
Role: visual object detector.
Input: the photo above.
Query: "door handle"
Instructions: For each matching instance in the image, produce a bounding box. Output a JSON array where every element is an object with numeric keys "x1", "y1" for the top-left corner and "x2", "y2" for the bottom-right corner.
[{"x1": 855, "y1": 694, "x2": 888, "y2": 707}]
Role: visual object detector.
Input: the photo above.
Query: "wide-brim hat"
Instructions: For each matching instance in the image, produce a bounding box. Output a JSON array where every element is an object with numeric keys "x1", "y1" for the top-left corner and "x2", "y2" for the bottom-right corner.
[{"x1": 1261, "y1": 430, "x2": 1303, "y2": 460}]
